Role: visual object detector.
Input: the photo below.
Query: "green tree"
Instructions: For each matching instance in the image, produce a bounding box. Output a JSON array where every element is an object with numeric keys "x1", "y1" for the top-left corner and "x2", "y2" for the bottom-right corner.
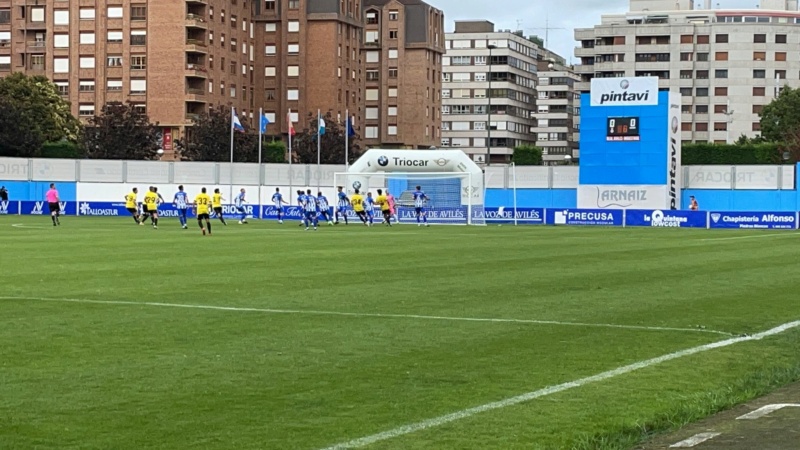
[
  {"x1": 263, "y1": 139, "x2": 287, "y2": 163},
  {"x1": 291, "y1": 111, "x2": 361, "y2": 164},
  {"x1": 0, "y1": 97, "x2": 46, "y2": 157},
  {"x1": 0, "y1": 73, "x2": 80, "y2": 146},
  {"x1": 179, "y1": 105, "x2": 258, "y2": 162},
  {"x1": 81, "y1": 102, "x2": 162, "y2": 160},
  {"x1": 512, "y1": 145, "x2": 543, "y2": 165},
  {"x1": 760, "y1": 86, "x2": 800, "y2": 144}
]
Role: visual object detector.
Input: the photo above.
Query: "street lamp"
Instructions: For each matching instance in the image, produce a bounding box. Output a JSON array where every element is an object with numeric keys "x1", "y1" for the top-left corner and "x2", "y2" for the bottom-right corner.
[{"x1": 486, "y1": 44, "x2": 496, "y2": 166}]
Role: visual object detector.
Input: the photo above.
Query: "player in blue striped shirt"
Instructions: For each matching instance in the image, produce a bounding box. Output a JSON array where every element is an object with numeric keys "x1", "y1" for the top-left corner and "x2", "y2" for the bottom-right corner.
[
  {"x1": 364, "y1": 192, "x2": 375, "y2": 226},
  {"x1": 335, "y1": 186, "x2": 349, "y2": 225},
  {"x1": 173, "y1": 185, "x2": 189, "y2": 229},
  {"x1": 317, "y1": 191, "x2": 333, "y2": 225},
  {"x1": 235, "y1": 188, "x2": 248, "y2": 224},
  {"x1": 413, "y1": 186, "x2": 429, "y2": 227},
  {"x1": 303, "y1": 189, "x2": 319, "y2": 231},
  {"x1": 271, "y1": 188, "x2": 288, "y2": 224}
]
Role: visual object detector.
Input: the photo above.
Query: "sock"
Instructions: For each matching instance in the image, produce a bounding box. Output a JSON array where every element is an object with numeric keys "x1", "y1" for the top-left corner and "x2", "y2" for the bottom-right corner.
[
  {"x1": 154, "y1": 218, "x2": 158, "y2": 226},
  {"x1": 416, "y1": 215, "x2": 420, "y2": 223},
  {"x1": 133, "y1": 215, "x2": 139, "y2": 223},
  {"x1": 423, "y1": 215, "x2": 427, "y2": 223},
  {"x1": 198, "y1": 220, "x2": 203, "y2": 230},
  {"x1": 207, "y1": 221, "x2": 212, "y2": 233},
  {"x1": 51, "y1": 215, "x2": 56, "y2": 224}
]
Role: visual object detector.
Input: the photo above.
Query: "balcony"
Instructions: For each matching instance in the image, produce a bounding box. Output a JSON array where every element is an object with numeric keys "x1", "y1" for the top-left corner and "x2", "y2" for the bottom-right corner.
[
  {"x1": 185, "y1": 63, "x2": 208, "y2": 77},
  {"x1": 186, "y1": 0, "x2": 207, "y2": 4},
  {"x1": 185, "y1": 14, "x2": 207, "y2": 28},
  {"x1": 26, "y1": 40, "x2": 45, "y2": 53},
  {"x1": 27, "y1": 63, "x2": 45, "y2": 73},
  {"x1": 186, "y1": 38, "x2": 207, "y2": 53},
  {"x1": 25, "y1": 20, "x2": 46, "y2": 29},
  {"x1": 185, "y1": 87, "x2": 206, "y2": 101}
]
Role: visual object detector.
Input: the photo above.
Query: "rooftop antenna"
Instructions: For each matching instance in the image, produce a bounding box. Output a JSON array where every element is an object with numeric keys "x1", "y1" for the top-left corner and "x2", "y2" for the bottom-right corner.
[{"x1": 526, "y1": 17, "x2": 565, "y2": 49}]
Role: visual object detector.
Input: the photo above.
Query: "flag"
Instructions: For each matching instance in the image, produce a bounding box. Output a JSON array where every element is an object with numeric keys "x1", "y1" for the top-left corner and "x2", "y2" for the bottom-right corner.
[
  {"x1": 318, "y1": 116, "x2": 326, "y2": 136},
  {"x1": 346, "y1": 116, "x2": 355, "y2": 137},
  {"x1": 260, "y1": 113, "x2": 270, "y2": 134},
  {"x1": 287, "y1": 111, "x2": 296, "y2": 136},
  {"x1": 232, "y1": 109, "x2": 245, "y2": 133}
]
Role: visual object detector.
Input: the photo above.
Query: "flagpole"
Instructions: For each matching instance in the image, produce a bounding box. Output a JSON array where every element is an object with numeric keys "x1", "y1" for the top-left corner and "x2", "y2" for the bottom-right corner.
[
  {"x1": 230, "y1": 106, "x2": 234, "y2": 207},
  {"x1": 258, "y1": 107, "x2": 263, "y2": 218},
  {"x1": 317, "y1": 109, "x2": 321, "y2": 191},
  {"x1": 288, "y1": 109, "x2": 293, "y2": 202},
  {"x1": 345, "y1": 108, "x2": 349, "y2": 170}
]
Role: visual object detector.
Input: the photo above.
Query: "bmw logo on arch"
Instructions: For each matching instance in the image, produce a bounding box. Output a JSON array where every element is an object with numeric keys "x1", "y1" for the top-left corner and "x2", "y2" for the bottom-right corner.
[{"x1": 377, "y1": 156, "x2": 389, "y2": 166}]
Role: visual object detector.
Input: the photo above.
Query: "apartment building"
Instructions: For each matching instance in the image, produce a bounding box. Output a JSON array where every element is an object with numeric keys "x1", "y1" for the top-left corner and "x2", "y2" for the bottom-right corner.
[
  {"x1": 533, "y1": 50, "x2": 581, "y2": 164},
  {"x1": 361, "y1": 0, "x2": 444, "y2": 149},
  {"x1": 575, "y1": 0, "x2": 800, "y2": 144},
  {"x1": 441, "y1": 21, "x2": 538, "y2": 165},
  {"x1": 0, "y1": 0, "x2": 442, "y2": 158}
]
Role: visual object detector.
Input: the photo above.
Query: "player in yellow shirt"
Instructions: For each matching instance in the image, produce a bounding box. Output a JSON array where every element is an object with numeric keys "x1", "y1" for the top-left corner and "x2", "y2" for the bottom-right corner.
[
  {"x1": 124, "y1": 187, "x2": 140, "y2": 224},
  {"x1": 375, "y1": 189, "x2": 392, "y2": 227},
  {"x1": 142, "y1": 186, "x2": 161, "y2": 229},
  {"x1": 350, "y1": 189, "x2": 368, "y2": 225},
  {"x1": 194, "y1": 187, "x2": 213, "y2": 236},
  {"x1": 212, "y1": 188, "x2": 227, "y2": 226}
]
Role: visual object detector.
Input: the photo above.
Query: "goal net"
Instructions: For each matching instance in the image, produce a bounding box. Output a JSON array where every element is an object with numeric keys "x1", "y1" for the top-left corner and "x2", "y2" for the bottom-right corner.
[{"x1": 333, "y1": 172, "x2": 486, "y2": 226}]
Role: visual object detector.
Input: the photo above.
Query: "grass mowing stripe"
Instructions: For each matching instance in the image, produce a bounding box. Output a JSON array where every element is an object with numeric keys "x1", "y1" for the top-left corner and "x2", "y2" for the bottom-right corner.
[
  {"x1": 0, "y1": 296, "x2": 733, "y2": 336},
  {"x1": 318, "y1": 320, "x2": 800, "y2": 450},
  {"x1": 700, "y1": 232, "x2": 800, "y2": 242}
]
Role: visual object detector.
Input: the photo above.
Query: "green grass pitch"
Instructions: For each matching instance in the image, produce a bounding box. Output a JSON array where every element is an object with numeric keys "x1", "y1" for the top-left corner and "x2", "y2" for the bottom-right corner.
[{"x1": 1, "y1": 216, "x2": 799, "y2": 450}]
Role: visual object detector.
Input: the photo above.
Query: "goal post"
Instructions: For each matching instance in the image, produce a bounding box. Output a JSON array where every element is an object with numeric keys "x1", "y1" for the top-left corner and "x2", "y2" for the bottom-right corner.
[
  {"x1": 334, "y1": 172, "x2": 485, "y2": 225},
  {"x1": 336, "y1": 148, "x2": 488, "y2": 226}
]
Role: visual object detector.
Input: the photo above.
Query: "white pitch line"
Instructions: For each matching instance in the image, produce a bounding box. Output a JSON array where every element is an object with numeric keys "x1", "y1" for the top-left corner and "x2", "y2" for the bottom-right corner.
[
  {"x1": 701, "y1": 232, "x2": 800, "y2": 242},
  {"x1": 736, "y1": 403, "x2": 800, "y2": 420},
  {"x1": 318, "y1": 320, "x2": 800, "y2": 450},
  {"x1": 0, "y1": 296, "x2": 733, "y2": 336},
  {"x1": 669, "y1": 432, "x2": 722, "y2": 448}
]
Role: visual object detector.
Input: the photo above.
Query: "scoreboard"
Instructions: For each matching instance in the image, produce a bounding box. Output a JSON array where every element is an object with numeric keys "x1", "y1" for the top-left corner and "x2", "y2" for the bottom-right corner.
[{"x1": 606, "y1": 116, "x2": 640, "y2": 142}]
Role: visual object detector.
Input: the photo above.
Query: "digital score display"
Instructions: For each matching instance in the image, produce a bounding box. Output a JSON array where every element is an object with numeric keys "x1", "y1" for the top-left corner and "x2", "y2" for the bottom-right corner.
[{"x1": 606, "y1": 117, "x2": 640, "y2": 142}]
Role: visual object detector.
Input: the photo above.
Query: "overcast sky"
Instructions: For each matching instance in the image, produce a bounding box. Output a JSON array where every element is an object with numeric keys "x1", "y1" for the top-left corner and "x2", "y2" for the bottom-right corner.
[{"x1": 433, "y1": 0, "x2": 766, "y2": 64}]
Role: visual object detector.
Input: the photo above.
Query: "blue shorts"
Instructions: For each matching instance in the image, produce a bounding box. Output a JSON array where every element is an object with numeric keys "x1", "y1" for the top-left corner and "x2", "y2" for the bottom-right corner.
[
  {"x1": 236, "y1": 206, "x2": 245, "y2": 213},
  {"x1": 415, "y1": 207, "x2": 424, "y2": 214},
  {"x1": 366, "y1": 210, "x2": 374, "y2": 217},
  {"x1": 274, "y1": 205, "x2": 284, "y2": 213},
  {"x1": 337, "y1": 205, "x2": 347, "y2": 212},
  {"x1": 305, "y1": 211, "x2": 317, "y2": 219}
]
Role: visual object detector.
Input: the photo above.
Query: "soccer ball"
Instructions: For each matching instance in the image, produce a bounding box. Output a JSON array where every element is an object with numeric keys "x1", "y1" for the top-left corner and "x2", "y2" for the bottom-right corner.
[{"x1": 352, "y1": 181, "x2": 362, "y2": 190}]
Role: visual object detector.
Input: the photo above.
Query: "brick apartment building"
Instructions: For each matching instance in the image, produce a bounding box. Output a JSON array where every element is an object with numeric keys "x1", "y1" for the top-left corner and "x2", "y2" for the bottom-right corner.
[{"x1": 0, "y1": 0, "x2": 442, "y2": 157}]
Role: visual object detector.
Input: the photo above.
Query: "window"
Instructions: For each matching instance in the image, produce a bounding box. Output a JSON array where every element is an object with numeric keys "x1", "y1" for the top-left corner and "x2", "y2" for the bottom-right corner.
[
  {"x1": 716, "y1": 34, "x2": 728, "y2": 43},
  {"x1": 79, "y1": 8, "x2": 95, "y2": 20},
  {"x1": 289, "y1": 0, "x2": 299, "y2": 9},
  {"x1": 131, "y1": 5, "x2": 146, "y2": 20},
  {"x1": 287, "y1": 65, "x2": 299, "y2": 77},
  {"x1": 695, "y1": 122, "x2": 708, "y2": 132},
  {"x1": 775, "y1": 69, "x2": 787, "y2": 79},
  {"x1": 753, "y1": 104, "x2": 764, "y2": 114},
  {"x1": 715, "y1": 69, "x2": 728, "y2": 78},
  {"x1": 696, "y1": 105, "x2": 709, "y2": 114},
  {"x1": 753, "y1": 69, "x2": 766, "y2": 78},
  {"x1": 287, "y1": 89, "x2": 299, "y2": 100},
  {"x1": 679, "y1": 70, "x2": 692, "y2": 79},
  {"x1": 389, "y1": 30, "x2": 398, "y2": 39},
  {"x1": 714, "y1": 104, "x2": 727, "y2": 114},
  {"x1": 79, "y1": 80, "x2": 95, "y2": 92},
  {"x1": 79, "y1": 57, "x2": 95, "y2": 68},
  {"x1": 265, "y1": 23, "x2": 276, "y2": 32},
  {"x1": 776, "y1": 34, "x2": 787, "y2": 44},
  {"x1": 388, "y1": 49, "x2": 398, "y2": 59},
  {"x1": 389, "y1": 10, "x2": 398, "y2": 20},
  {"x1": 697, "y1": 53, "x2": 709, "y2": 61},
  {"x1": 752, "y1": 122, "x2": 761, "y2": 131},
  {"x1": 54, "y1": 10, "x2": 69, "y2": 25},
  {"x1": 775, "y1": 52, "x2": 787, "y2": 62},
  {"x1": 80, "y1": 32, "x2": 96, "y2": 44},
  {"x1": 715, "y1": 52, "x2": 728, "y2": 61},
  {"x1": 715, "y1": 87, "x2": 728, "y2": 96},
  {"x1": 696, "y1": 88, "x2": 709, "y2": 97},
  {"x1": 265, "y1": 89, "x2": 275, "y2": 100},
  {"x1": 697, "y1": 35, "x2": 709, "y2": 44},
  {"x1": 753, "y1": 51, "x2": 766, "y2": 60},
  {"x1": 388, "y1": 106, "x2": 397, "y2": 116},
  {"x1": 53, "y1": 58, "x2": 69, "y2": 73},
  {"x1": 107, "y1": 55, "x2": 122, "y2": 67},
  {"x1": 288, "y1": 20, "x2": 299, "y2": 32},
  {"x1": 714, "y1": 122, "x2": 727, "y2": 131},
  {"x1": 365, "y1": 107, "x2": 378, "y2": 119},
  {"x1": 680, "y1": 34, "x2": 693, "y2": 44},
  {"x1": 230, "y1": 85, "x2": 236, "y2": 98},
  {"x1": 288, "y1": 44, "x2": 299, "y2": 54},
  {"x1": 130, "y1": 55, "x2": 146, "y2": 70},
  {"x1": 79, "y1": 104, "x2": 95, "y2": 117},
  {"x1": 31, "y1": 7, "x2": 44, "y2": 22},
  {"x1": 366, "y1": 51, "x2": 379, "y2": 63},
  {"x1": 753, "y1": 87, "x2": 765, "y2": 96},
  {"x1": 130, "y1": 30, "x2": 146, "y2": 46},
  {"x1": 451, "y1": 56, "x2": 470, "y2": 65},
  {"x1": 366, "y1": 89, "x2": 379, "y2": 101},
  {"x1": 366, "y1": 70, "x2": 379, "y2": 81},
  {"x1": 679, "y1": 87, "x2": 692, "y2": 97},
  {"x1": 54, "y1": 34, "x2": 69, "y2": 48},
  {"x1": 365, "y1": 31, "x2": 378, "y2": 43},
  {"x1": 680, "y1": 52, "x2": 692, "y2": 61},
  {"x1": 388, "y1": 126, "x2": 398, "y2": 136},
  {"x1": 54, "y1": 81, "x2": 68, "y2": 95},
  {"x1": 108, "y1": 7, "x2": 123, "y2": 18},
  {"x1": 107, "y1": 79, "x2": 122, "y2": 91},
  {"x1": 753, "y1": 34, "x2": 766, "y2": 43},
  {"x1": 388, "y1": 88, "x2": 397, "y2": 97},
  {"x1": 388, "y1": 68, "x2": 398, "y2": 78},
  {"x1": 265, "y1": 66, "x2": 275, "y2": 76},
  {"x1": 365, "y1": 126, "x2": 379, "y2": 139},
  {"x1": 130, "y1": 79, "x2": 146, "y2": 94},
  {"x1": 265, "y1": 45, "x2": 276, "y2": 55},
  {"x1": 0, "y1": 9, "x2": 10, "y2": 25},
  {"x1": 107, "y1": 31, "x2": 123, "y2": 43},
  {"x1": 696, "y1": 70, "x2": 709, "y2": 79},
  {"x1": 681, "y1": 122, "x2": 692, "y2": 131}
]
